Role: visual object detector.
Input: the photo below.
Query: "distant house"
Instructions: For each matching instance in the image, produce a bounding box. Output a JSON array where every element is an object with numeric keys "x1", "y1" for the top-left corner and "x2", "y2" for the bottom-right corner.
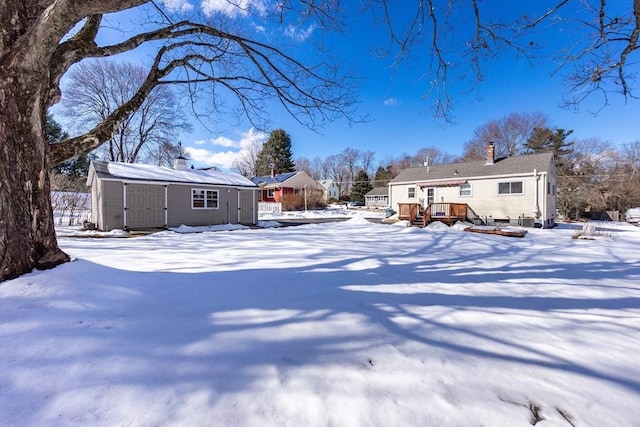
[
  {"x1": 365, "y1": 187, "x2": 389, "y2": 208},
  {"x1": 388, "y1": 143, "x2": 557, "y2": 228},
  {"x1": 86, "y1": 158, "x2": 258, "y2": 231},
  {"x1": 251, "y1": 171, "x2": 323, "y2": 203},
  {"x1": 318, "y1": 179, "x2": 340, "y2": 201}
]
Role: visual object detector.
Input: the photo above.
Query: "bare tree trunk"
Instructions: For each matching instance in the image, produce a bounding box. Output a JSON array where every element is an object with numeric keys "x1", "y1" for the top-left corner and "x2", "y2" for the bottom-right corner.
[
  {"x1": 0, "y1": 0, "x2": 73, "y2": 281},
  {"x1": 0, "y1": 78, "x2": 70, "y2": 281}
]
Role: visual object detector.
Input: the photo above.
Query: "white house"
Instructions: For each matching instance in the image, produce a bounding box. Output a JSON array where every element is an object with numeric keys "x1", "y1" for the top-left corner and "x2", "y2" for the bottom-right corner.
[
  {"x1": 388, "y1": 143, "x2": 557, "y2": 228},
  {"x1": 87, "y1": 158, "x2": 258, "y2": 231},
  {"x1": 318, "y1": 179, "x2": 340, "y2": 201}
]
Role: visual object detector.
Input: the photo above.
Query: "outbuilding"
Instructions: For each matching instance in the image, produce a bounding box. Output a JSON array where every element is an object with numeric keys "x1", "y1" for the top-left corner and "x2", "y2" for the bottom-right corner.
[{"x1": 86, "y1": 158, "x2": 258, "y2": 231}]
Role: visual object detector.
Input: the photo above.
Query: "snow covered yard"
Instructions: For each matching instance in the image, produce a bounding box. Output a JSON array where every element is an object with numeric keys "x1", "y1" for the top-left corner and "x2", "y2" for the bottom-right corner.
[{"x1": 1, "y1": 219, "x2": 639, "y2": 426}]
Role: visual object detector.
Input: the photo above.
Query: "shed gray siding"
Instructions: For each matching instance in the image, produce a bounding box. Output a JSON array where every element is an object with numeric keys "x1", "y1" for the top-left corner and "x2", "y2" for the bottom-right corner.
[
  {"x1": 87, "y1": 160, "x2": 259, "y2": 231},
  {"x1": 166, "y1": 184, "x2": 241, "y2": 227},
  {"x1": 101, "y1": 180, "x2": 124, "y2": 231}
]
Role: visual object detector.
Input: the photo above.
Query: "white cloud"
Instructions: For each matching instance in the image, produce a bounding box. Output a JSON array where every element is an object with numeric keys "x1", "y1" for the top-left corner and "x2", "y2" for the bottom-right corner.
[
  {"x1": 252, "y1": 23, "x2": 266, "y2": 33},
  {"x1": 201, "y1": 0, "x2": 267, "y2": 18},
  {"x1": 162, "y1": 0, "x2": 194, "y2": 12},
  {"x1": 193, "y1": 139, "x2": 207, "y2": 146},
  {"x1": 383, "y1": 98, "x2": 399, "y2": 106},
  {"x1": 211, "y1": 136, "x2": 238, "y2": 148},
  {"x1": 185, "y1": 147, "x2": 239, "y2": 170},
  {"x1": 284, "y1": 24, "x2": 317, "y2": 42},
  {"x1": 183, "y1": 128, "x2": 268, "y2": 170},
  {"x1": 238, "y1": 127, "x2": 268, "y2": 149}
]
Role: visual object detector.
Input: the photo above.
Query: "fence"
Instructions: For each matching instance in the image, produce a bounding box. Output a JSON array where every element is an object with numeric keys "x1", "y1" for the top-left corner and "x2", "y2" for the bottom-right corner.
[
  {"x1": 51, "y1": 191, "x2": 91, "y2": 226},
  {"x1": 258, "y1": 202, "x2": 282, "y2": 214}
]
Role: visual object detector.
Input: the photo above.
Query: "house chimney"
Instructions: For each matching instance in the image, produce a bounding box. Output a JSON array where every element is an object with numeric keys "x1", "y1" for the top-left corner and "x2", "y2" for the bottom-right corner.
[
  {"x1": 270, "y1": 164, "x2": 276, "y2": 178},
  {"x1": 486, "y1": 142, "x2": 495, "y2": 165},
  {"x1": 174, "y1": 155, "x2": 189, "y2": 171}
]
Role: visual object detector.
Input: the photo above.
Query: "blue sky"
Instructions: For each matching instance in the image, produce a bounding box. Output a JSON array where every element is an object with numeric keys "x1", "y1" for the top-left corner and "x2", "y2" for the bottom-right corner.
[{"x1": 62, "y1": 1, "x2": 640, "y2": 170}]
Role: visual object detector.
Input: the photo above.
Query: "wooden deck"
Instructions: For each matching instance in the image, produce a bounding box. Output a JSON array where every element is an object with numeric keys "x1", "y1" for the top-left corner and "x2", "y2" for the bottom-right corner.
[{"x1": 397, "y1": 202, "x2": 480, "y2": 227}]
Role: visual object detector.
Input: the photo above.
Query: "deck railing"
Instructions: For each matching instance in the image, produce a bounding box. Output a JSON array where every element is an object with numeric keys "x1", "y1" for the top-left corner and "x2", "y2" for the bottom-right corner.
[
  {"x1": 398, "y1": 202, "x2": 479, "y2": 226},
  {"x1": 423, "y1": 202, "x2": 470, "y2": 226},
  {"x1": 397, "y1": 203, "x2": 421, "y2": 223}
]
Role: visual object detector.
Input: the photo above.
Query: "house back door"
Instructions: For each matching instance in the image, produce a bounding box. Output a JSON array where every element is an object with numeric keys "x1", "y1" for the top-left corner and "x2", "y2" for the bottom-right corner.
[
  {"x1": 126, "y1": 184, "x2": 165, "y2": 228},
  {"x1": 239, "y1": 189, "x2": 255, "y2": 224}
]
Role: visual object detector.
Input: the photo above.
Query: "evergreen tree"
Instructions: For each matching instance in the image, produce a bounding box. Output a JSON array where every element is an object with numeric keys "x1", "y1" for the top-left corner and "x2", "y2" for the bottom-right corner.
[
  {"x1": 255, "y1": 129, "x2": 296, "y2": 176},
  {"x1": 46, "y1": 113, "x2": 68, "y2": 144},
  {"x1": 374, "y1": 165, "x2": 396, "y2": 187},
  {"x1": 524, "y1": 127, "x2": 574, "y2": 170},
  {"x1": 47, "y1": 114, "x2": 94, "y2": 185},
  {"x1": 350, "y1": 169, "x2": 373, "y2": 203}
]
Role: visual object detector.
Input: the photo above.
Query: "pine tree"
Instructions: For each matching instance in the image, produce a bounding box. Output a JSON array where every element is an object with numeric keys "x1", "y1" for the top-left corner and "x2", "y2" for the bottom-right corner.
[
  {"x1": 374, "y1": 165, "x2": 395, "y2": 187},
  {"x1": 524, "y1": 127, "x2": 574, "y2": 170},
  {"x1": 255, "y1": 129, "x2": 296, "y2": 176},
  {"x1": 350, "y1": 169, "x2": 373, "y2": 203},
  {"x1": 48, "y1": 115, "x2": 94, "y2": 184}
]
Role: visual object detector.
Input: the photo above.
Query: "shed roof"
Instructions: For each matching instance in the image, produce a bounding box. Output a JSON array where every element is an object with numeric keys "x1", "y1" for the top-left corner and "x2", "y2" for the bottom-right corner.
[
  {"x1": 87, "y1": 161, "x2": 257, "y2": 187},
  {"x1": 390, "y1": 152, "x2": 554, "y2": 185},
  {"x1": 365, "y1": 187, "x2": 389, "y2": 197}
]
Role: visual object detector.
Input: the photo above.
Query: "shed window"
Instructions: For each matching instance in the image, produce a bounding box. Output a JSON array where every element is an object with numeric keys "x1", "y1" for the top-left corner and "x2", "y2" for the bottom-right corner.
[
  {"x1": 459, "y1": 183, "x2": 472, "y2": 197},
  {"x1": 498, "y1": 181, "x2": 523, "y2": 195},
  {"x1": 408, "y1": 187, "x2": 416, "y2": 198},
  {"x1": 192, "y1": 189, "x2": 218, "y2": 209}
]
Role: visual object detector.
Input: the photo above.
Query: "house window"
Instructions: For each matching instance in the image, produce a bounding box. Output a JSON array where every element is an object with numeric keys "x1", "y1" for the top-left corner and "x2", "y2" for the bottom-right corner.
[
  {"x1": 459, "y1": 183, "x2": 472, "y2": 197},
  {"x1": 408, "y1": 187, "x2": 416, "y2": 198},
  {"x1": 498, "y1": 181, "x2": 523, "y2": 195},
  {"x1": 267, "y1": 189, "x2": 275, "y2": 198},
  {"x1": 192, "y1": 189, "x2": 218, "y2": 209}
]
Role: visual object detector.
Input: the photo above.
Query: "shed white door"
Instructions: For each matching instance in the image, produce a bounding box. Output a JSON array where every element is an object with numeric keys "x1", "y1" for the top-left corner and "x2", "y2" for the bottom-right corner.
[
  {"x1": 239, "y1": 189, "x2": 255, "y2": 224},
  {"x1": 125, "y1": 184, "x2": 165, "y2": 228}
]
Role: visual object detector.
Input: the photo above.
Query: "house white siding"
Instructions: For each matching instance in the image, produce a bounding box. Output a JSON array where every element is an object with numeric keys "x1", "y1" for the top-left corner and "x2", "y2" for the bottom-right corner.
[
  {"x1": 388, "y1": 150, "x2": 556, "y2": 227},
  {"x1": 319, "y1": 179, "x2": 340, "y2": 200}
]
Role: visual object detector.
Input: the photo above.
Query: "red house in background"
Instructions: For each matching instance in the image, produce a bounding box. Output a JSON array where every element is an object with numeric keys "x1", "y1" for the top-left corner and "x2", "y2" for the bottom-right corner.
[{"x1": 251, "y1": 171, "x2": 323, "y2": 202}]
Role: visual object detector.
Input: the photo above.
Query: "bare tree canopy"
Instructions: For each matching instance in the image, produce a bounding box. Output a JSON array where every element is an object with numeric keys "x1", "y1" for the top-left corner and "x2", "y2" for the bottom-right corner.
[
  {"x1": 231, "y1": 138, "x2": 263, "y2": 177},
  {"x1": 413, "y1": 147, "x2": 454, "y2": 166},
  {"x1": 462, "y1": 112, "x2": 550, "y2": 160},
  {"x1": 376, "y1": 0, "x2": 639, "y2": 121},
  {"x1": 61, "y1": 60, "x2": 191, "y2": 164}
]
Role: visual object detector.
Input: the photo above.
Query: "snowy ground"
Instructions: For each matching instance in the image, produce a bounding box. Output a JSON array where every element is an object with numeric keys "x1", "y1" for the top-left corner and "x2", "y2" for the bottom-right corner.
[{"x1": 1, "y1": 213, "x2": 639, "y2": 427}]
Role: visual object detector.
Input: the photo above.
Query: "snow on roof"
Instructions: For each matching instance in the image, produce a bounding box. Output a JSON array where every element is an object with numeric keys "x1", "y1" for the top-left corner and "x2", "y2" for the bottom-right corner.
[{"x1": 91, "y1": 161, "x2": 256, "y2": 187}]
